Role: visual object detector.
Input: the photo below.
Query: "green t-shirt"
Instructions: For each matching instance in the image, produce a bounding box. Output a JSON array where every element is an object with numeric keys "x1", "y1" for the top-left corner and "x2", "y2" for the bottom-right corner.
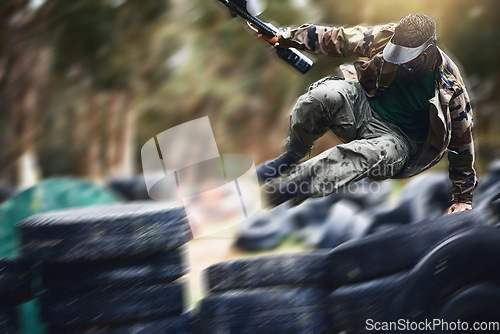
[{"x1": 368, "y1": 69, "x2": 436, "y2": 141}]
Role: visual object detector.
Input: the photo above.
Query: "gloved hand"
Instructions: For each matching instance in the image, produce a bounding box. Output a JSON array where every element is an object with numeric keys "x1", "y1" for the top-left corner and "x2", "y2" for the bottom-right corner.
[{"x1": 257, "y1": 32, "x2": 278, "y2": 44}]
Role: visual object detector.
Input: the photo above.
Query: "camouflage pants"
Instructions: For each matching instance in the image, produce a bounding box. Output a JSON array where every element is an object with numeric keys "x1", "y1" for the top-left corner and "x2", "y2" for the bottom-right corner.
[{"x1": 282, "y1": 77, "x2": 418, "y2": 200}]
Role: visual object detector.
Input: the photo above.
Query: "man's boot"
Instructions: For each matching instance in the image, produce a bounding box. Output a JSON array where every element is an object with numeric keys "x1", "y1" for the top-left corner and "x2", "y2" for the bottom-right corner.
[
  {"x1": 261, "y1": 174, "x2": 310, "y2": 208},
  {"x1": 256, "y1": 151, "x2": 301, "y2": 184}
]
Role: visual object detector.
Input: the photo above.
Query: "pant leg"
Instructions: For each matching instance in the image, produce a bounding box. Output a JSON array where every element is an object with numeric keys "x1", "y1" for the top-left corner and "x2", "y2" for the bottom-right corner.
[
  {"x1": 280, "y1": 133, "x2": 410, "y2": 204},
  {"x1": 270, "y1": 78, "x2": 414, "y2": 206},
  {"x1": 284, "y1": 78, "x2": 369, "y2": 158}
]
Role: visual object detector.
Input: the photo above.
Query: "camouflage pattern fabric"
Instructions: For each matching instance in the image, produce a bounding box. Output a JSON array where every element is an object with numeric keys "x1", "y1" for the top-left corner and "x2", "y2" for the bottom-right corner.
[
  {"x1": 277, "y1": 23, "x2": 476, "y2": 204},
  {"x1": 275, "y1": 77, "x2": 414, "y2": 206}
]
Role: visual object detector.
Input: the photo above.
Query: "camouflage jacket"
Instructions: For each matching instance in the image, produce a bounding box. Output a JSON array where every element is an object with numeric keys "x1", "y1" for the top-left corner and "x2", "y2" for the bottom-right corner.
[{"x1": 278, "y1": 23, "x2": 476, "y2": 204}]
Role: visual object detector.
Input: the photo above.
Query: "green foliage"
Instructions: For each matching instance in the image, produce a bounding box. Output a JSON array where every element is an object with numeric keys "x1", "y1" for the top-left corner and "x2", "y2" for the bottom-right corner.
[
  {"x1": 48, "y1": 0, "x2": 171, "y2": 90},
  {"x1": 49, "y1": 0, "x2": 114, "y2": 78}
]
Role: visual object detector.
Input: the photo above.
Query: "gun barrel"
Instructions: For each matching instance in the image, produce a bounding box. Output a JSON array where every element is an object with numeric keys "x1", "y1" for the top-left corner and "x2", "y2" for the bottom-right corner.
[
  {"x1": 217, "y1": 0, "x2": 313, "y2": 74},
  {"x1": 219, "y1": 0, "x2": 276, "y2": 37}
]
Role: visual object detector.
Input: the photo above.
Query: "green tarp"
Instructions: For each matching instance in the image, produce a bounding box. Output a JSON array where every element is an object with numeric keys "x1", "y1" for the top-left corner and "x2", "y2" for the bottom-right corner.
[{"x1": 0, "y1": 178, "x2": 120, "y2": 333}]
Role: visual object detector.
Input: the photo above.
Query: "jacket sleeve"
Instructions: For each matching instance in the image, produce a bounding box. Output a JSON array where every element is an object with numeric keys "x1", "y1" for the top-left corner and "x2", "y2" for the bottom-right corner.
[
  {"x1": 447, "y1": 86, "x2": 476, "y2": 205},
  {"x1": 277, "y1": 23, "x2": 396, "y2": 58}
]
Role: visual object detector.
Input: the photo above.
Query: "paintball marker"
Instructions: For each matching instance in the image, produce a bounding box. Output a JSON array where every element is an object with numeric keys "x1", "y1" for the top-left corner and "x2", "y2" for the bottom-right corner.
[{"x1": 218, "y1": 0, "x2": 313, "y2": 74}]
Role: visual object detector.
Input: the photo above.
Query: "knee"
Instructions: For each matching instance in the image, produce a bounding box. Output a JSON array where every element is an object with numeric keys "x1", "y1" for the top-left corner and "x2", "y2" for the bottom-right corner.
[
  {"x1": 369, "y1": 140, "x2": 410, "y2": 178},
  {"x1": 307, "y1": 82, "x2": 342, "y2": 108},
  {"x1": 291, "y1": 80, "x2": 347, "y2": 120}
]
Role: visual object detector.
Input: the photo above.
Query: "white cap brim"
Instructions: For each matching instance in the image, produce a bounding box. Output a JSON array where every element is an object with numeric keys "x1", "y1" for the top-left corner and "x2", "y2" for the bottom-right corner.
[{"x1": 383, "y1": 35, "x2": 435, "y2": 65}]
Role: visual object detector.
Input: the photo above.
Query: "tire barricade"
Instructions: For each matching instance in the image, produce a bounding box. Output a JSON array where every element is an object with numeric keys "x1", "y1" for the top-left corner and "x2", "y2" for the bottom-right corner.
[
  {"x1": 195, "y1": 214, "x2": 499, "y2": 334},
  {"x1": 1, "y1": 167, "x2": 498, "y2": 333}
]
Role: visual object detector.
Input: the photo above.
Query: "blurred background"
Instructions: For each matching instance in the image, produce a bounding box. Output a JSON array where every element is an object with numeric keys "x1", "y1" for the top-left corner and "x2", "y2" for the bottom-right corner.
[{"x1": 0, "y1": 0, "x2": 499, "y2": 189}]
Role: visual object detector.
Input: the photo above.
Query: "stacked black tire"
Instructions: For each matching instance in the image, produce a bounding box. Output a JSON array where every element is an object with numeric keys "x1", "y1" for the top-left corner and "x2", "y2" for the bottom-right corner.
[
  {"x1": 195, "y1": 251, "x2": 335, "y2": 333},
  {"x1": 0, "y1": 259, "x2": 33, "y2": 333},
  {"x1": 327, "y1": 208, "x2": 500, "y2": 333},
  {"x1": 18, "y1": 202, "x2": 191, "y2": 333},
  {"x1": 395, "y1": 228, "x2": 500, "y2": 331}
]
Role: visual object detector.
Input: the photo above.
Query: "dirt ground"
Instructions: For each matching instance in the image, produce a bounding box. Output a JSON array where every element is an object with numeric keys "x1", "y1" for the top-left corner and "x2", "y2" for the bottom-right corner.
[{"x1": 185, "y1": 235, "x2": 238, "y2": 307}]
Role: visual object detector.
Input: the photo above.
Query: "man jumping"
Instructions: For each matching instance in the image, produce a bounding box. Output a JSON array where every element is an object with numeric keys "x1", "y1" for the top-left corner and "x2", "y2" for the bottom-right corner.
[{"x1": 256, "y1": 13, "x2": 476, "y2": 214}]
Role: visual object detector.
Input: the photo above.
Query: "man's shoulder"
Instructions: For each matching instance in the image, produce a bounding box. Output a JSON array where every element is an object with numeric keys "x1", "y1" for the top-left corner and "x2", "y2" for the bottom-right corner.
[
  {"x1": 358, "y1": 23, "x2": 397, "y2": 58},
  {"x1": 437, "y1": 48, "x2": 467, "y2": 93}
]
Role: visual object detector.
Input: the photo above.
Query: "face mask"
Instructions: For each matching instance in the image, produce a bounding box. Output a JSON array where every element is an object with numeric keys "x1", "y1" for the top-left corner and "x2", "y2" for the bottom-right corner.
[{"x1": 395, "y1": 42, "x2": 438, "y2": 86}]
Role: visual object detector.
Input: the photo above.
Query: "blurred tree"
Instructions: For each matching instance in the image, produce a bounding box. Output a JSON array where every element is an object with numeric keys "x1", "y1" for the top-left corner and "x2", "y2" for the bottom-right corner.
[
  {"x1": 36, "y1": 0, "x2": 172, "y2": 179},
  {"x1": 0, "y1": 0, "x2": 50, "y2": 186}
]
